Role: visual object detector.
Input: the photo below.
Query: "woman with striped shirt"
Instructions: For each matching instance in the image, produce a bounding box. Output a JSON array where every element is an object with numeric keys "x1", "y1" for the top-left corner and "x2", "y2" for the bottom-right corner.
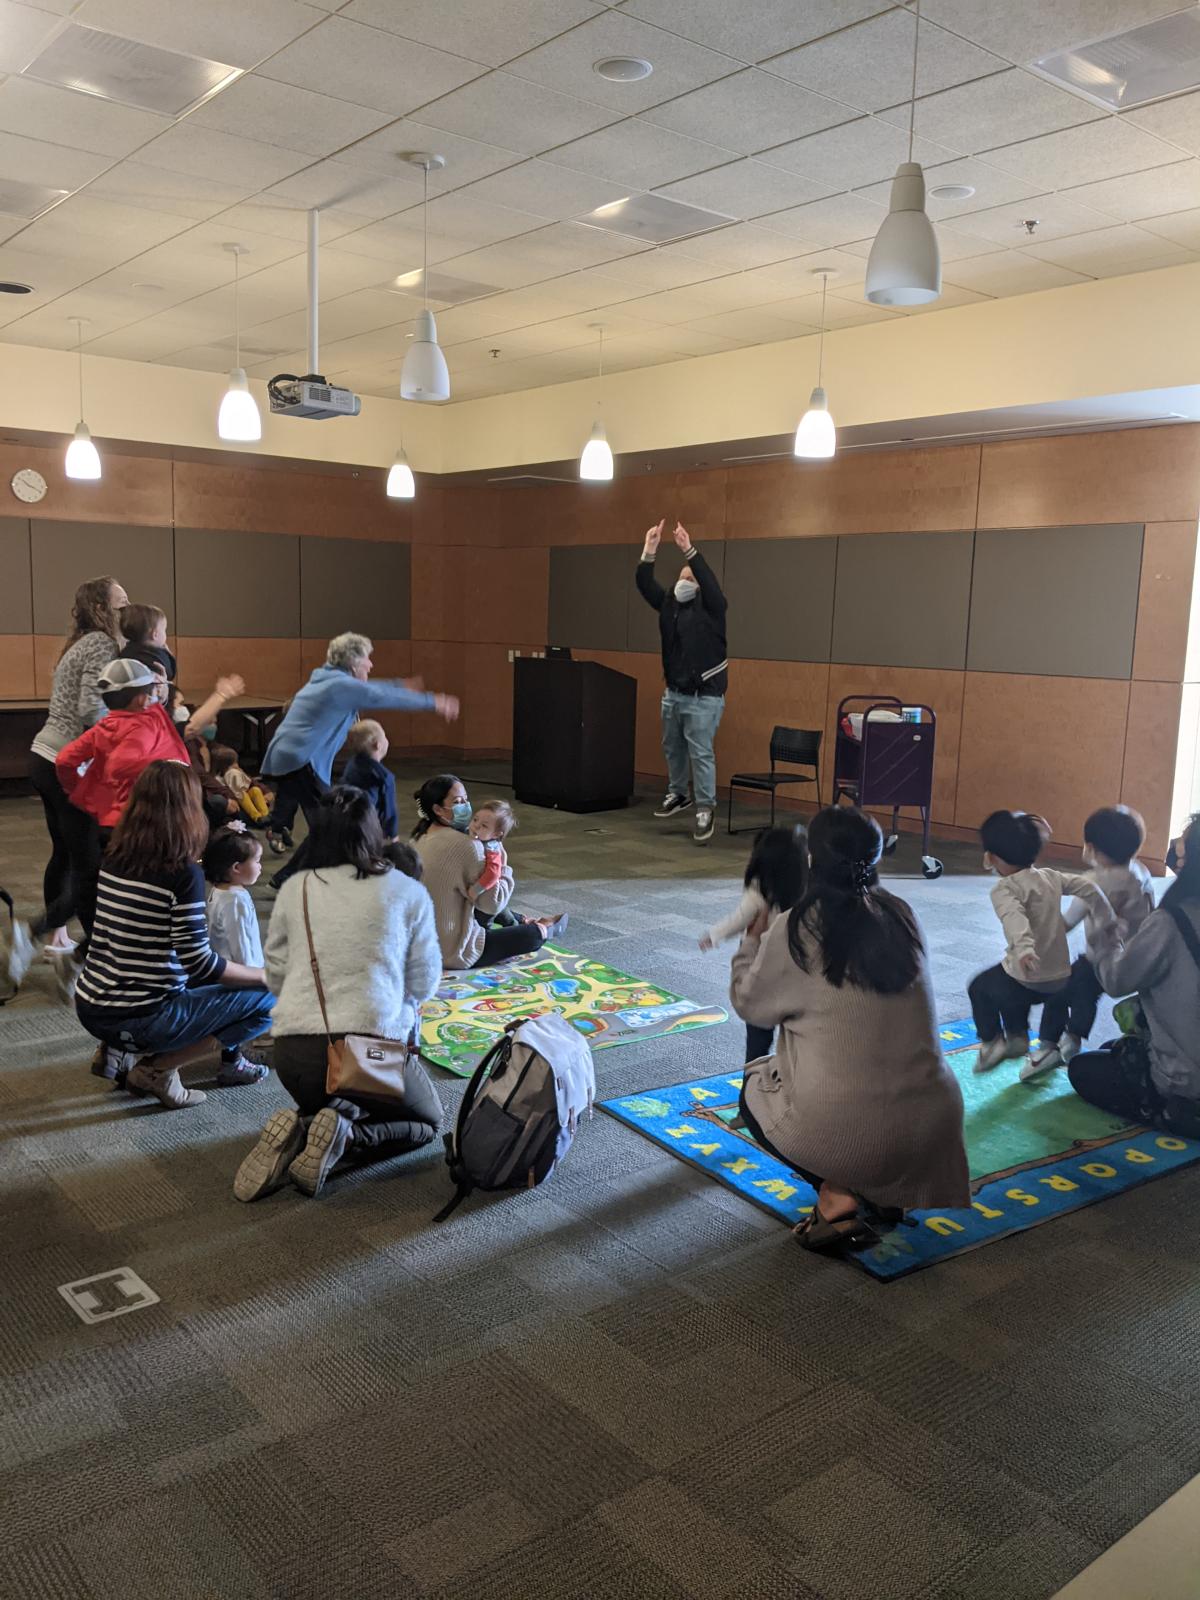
[{"x1": 75, "y1": 762, "x2": 274, "y2": 1110}]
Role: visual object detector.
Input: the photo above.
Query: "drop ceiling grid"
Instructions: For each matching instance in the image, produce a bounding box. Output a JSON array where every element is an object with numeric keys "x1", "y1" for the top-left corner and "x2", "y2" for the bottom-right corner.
[{"x1": 0, "y1": 0, "x2": 1197, "y2": 398}]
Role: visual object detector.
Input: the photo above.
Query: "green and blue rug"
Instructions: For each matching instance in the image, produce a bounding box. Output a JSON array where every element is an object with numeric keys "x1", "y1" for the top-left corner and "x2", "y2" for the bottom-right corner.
[{"x1": 602, "y1": 1018, "x2": 1200, "y2": 1279}]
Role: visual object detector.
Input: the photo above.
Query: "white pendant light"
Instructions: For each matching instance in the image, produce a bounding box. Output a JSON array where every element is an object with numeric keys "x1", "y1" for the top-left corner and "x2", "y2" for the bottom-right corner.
[
  {"x1": 579, "y1": 324, "x2": 614, "y2": 481},
  {"x1": 795, "y1": 269, "x2": 837, "y2": 460},
  {"x1": 65, "y1": 318, "x2": 101, "y2": 481},
  {"x1": 386, "y1": 446, "x2": 416, "y2": 499},
  {"x1": 865, "y1": 0, "x2": 941, "y2": 307},
  {"x1": 400, "y1": 154, "x2": 450, "y2": 403},
  {"x1": 218, "y1": 243, "x2": 262, "y2": 441}
]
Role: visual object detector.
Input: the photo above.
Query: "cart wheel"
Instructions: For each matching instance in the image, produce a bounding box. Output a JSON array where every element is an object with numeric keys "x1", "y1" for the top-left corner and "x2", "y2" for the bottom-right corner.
[
  {"x1": 921, "y1": 856, "x2": 943, "y2": 880},
  {"x1": 883, "y1": 833, "x2": 899, "y2": 856}
]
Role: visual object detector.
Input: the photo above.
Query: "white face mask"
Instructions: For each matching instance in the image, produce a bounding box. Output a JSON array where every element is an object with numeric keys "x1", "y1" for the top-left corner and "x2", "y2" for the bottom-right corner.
[{"x1": 674, "y1": 578, "x2": 699, "y2": 603}]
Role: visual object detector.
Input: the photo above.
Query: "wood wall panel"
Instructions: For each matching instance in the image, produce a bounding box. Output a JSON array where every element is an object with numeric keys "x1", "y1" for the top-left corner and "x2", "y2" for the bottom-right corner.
[
  {"x1": 824, "y1": 664, "x2": 965, "y2": 821},
  {"x1": 726, "y1": 444, "x2": 981, "y2": 538},
  {"x1": 582, "y1": 649, "x2": 670, "y2": 779},
  {"x1": 1121, "y1": 679, "x2": 1183, "y2": 862},
  {"x1": 0, "y1": 634, "x2": 35, "y2": 697},
  {"x1": 0, "y1": 442, "x2": 172, "y2": 525},
  {"x1": 172, "y1": 461, "x2": 413, "y2": 541},
  {"x1": 33, "y1": 634, "x2": 63, "y2": 699},
  {"x1": 176, "y1": 637, "x2": 303, "y2": 701},
  {"x1": 977, "y1": 426, "x2": 1200, "y2": 530},
  {"x1": 1133, "y1": 521, "x2": 1198, "y2": 682},
  {"x1": 719, "y1": 659, "x2": 831, "y2": 800},
  {"x1": 955, "y1": 672, "x2": 1131, "y2": 846}
]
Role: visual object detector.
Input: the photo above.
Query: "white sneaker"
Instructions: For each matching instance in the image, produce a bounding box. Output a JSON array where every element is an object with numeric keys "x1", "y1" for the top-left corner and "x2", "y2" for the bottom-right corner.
[
  {"x1": 6, "y1": 920, "x2": 36, "y2": 988},
  {"x1": 1059, "y1": 1033, "x2": 1082, "y2": 1064},
  {"x1": 1020, "y1": 1045, "x2": 1063, "y2": 1082},
  {"x1": 693, "y1": 807, "x2": 715, "y2": 844}
]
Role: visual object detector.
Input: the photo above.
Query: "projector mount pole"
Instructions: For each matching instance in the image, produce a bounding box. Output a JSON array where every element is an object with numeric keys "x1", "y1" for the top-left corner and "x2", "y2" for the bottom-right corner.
[{"x1": 306, "y1": 207, "x2": 321, "y2": 381}]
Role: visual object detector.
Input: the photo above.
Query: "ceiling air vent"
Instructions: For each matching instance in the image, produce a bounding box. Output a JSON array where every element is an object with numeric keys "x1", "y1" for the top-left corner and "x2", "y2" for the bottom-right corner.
[
  {"x1": 1032, "y1": 7, "x2": 1200, "y2": 110},
  {"x1": 579, "y1": 192, "x2": 732, "y2": 244},
  {"x1": 26, "y1": 25, "x2": 239, "y2": 116}
]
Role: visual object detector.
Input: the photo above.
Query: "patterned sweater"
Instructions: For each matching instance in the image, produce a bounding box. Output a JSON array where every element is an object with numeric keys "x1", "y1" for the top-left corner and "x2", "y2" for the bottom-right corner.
[{"x1": 31, "y1": 631, "x2": 115, "y2": 761}]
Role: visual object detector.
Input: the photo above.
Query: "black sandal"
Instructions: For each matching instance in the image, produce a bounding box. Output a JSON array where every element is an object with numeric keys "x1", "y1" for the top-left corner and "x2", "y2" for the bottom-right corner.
[{"x1": 793, "y1": 1209, "x2": 881, "y2": 1254}]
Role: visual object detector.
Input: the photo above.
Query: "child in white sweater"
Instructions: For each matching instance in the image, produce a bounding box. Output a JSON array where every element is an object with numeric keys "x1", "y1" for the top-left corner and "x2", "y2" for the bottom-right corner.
[
  {"x1": 203, "y1": 828, "x2": 265, "y2": 967},
  {"x1": 968, "y1": 810, "x2": 1114, "y2": 1080},
  {"x1": 1040, "y1": 805, "x2": 1155, "y2": 1065},
  {"x1": 700, "y1": 824, "x2": 808, "y2": 1062}
]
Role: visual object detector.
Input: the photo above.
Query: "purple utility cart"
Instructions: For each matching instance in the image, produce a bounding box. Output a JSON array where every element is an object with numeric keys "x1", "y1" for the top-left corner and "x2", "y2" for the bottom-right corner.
[{"x1": 831, "y1": 696, "x2": 943, "y2": 880}]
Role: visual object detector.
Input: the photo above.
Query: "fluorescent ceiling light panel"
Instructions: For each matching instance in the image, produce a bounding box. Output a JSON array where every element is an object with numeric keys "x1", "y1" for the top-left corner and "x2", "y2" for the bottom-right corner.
[
  {"x1": 1032, "y1": 8, "x2": 1200, "y2": 111},
  {"x1": 26, "y1": 25, "x2": 240, "y2": 117},
  {"x1": 578, "y1": 191, "x2": 732, "y2": 244},
  {"x1": 0, "y1": 177, "x2": 69, "y2": 218},
  {"x1": 383, "y1": 269, "x2": 499, "y2": 305}
]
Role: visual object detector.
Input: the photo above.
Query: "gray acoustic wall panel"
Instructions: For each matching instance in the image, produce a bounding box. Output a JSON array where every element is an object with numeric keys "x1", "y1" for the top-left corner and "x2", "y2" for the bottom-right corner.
[
  {"x1": 627, "y1": 541, "x2": 726, "y2": 655},
  {"x1": 968, "y1": 524, "x2": 1143, "y2": 679},
  {"x1": 724, "y1": 537, "x2": 835, "y2": 662},
  {"x1": 30, "y1": 521, "x2": 174, "y2": 637},
  {"x1": 300, "y1": 537, "x2": 411, "y2": 641},
  {"x1": 174, "y1": 528, "x2": 299, "y2": 638},
  {"x1": 0, "y1": 518, "x2": 31, "y2": 633},
  {"x1": 832, "y1": 530, "x2": 974, "y2": 670},
  {"x1": 549, "y1": 545, "x2": 633, "y2": 652}
]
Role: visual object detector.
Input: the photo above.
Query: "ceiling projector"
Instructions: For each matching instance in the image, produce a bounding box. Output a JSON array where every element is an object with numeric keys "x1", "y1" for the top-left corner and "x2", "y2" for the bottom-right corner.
[{"x1": 267, "y1": 373, "x2": 361, "y2": 420}]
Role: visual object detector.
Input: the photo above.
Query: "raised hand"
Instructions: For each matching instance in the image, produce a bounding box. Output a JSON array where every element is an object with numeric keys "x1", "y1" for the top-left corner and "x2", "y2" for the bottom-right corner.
[
  {"x1": 642, "y1": 519, "x2": 664, "y2": 556},
  {"x1": 215, "y1": 674, "x2": 244, "y2": 700},
  {"x1": 434, "y1": 694, "x2": 460, "y2": 723},
  {"x1": 673, "y1": 521, "x2": 692, "y2": 551}
]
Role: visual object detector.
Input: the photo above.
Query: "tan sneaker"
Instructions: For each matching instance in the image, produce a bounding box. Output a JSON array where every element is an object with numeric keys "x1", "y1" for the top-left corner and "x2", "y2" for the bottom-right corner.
[
  {"x1": 125, "y1": 1058, "x2": 206, "y2": 1109},
  {"x1": 288, "y1": 1106, "x2": 352, "y2": 1197}
]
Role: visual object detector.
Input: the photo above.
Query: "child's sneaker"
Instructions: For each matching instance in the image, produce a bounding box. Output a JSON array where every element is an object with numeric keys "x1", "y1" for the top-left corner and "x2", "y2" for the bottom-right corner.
[
  {"x1": 265, "y1": 827, "x2": 288, "y2": 856},
  {"x1": 1020, "y1": 1044, "x2": 1062, "y2": 1082},
  {"x1": 234, "y1": 1108, "x2": 305, "y2": 1202},
  {"x1": 1059, "y1": 1032, "x2": 1082, "y2": 1064},
  {"x1": 288, "y1": 1106, "x2": 352, "y2": 1197},
  {"x1": 217, "y1": 1052, "x2": 269, "y2": 1087},
  {"x1": 974, "y1": 1037, "x2": 1009, "y2": 1072}
]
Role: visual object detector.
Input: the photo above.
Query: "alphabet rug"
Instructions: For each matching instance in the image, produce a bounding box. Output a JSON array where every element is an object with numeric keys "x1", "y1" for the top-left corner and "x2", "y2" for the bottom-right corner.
[{"x1": 600, "y1": 1017, "x2": 1200, "y2": 1279}]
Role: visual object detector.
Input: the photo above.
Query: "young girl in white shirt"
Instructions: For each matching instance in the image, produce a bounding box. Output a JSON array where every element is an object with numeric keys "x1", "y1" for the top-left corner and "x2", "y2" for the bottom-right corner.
[
  {"x1": 699, "y1": 823, "x2": 808, "y2": 1062},
  {"x1": 203, "y1": 827, "x2": 265, "y2": 968}
]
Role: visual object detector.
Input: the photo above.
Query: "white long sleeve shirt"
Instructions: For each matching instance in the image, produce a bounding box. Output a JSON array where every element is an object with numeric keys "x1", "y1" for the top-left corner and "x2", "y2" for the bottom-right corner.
[
  {"x1": 991, "y1": 867, "x2": 1114, "y2": 986},
  {"x1": 706, "y1": 886, "x2": 768, "y2": 947}
]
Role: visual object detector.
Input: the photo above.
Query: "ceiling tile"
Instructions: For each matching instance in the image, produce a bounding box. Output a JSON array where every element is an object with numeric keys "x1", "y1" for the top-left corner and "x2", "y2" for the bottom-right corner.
[
  {"x1": 655, "y1": 158, "x2": 830, "y2": 220},
  {"x1": 918, "y1": 0, "x2": 1186, "y2": 66},
  {"x1": 0, "y1": 0, "x2": 66, "y2": 73},
  {"x1": 259, "y1": 16, "x2": 485, "y2": 115},
  {"x1": 341, "y1": 0, "x2": 604, "y2": 67},
  {"x1": 576, "y1": 246, "x2": 723, "y2": 290},
  {"x1": 666, "y1": 220, "x2": 806, "y2": 269},
  {"x1": 756, "y1": 190, "x2": 888, "y2": 248},
  {"x1": 759, "y1": 290, "x2": 899, "y2": 328},
  {"x1": 332, "y1": 119, "x2": 522, "y2": 190},
  {"x1": 85, "y1": 159, "x2": 254, "y2": 218},
  {"x1": 886, "y1": 281, "x2": 992, "y2": 314},
  {"x1": 943, "y1": 249, "x2": 1090, "y2": 293},
  {"x1": 454, "y1": 159, "x2": 629, "y2": 222},
  {"x1": 764, "y1": 117, "x2": 958, "y2": 193},
  {"x1": 645, "y1": 68, "x2": 854, "y2": 154},
  {"x1": 769, "y1": 9, "x2": 1007, "y2": 113},
  {"x1": 215, "y1": 200, "x2": 370, "y2": 243},
  {"x1": 949, "y1": 192, "x2": 1115, "y2": 247},
  {"x1": 550, "y1": 119, "x2": 735, "y2": 189},
  {"x1": 1024, "y1": 222, "x2": 1196, "y2": 276},
  {"x1": 189, "y1": 73, "x2": 393, "y2": 156},
  {"x1": 619, "y1": 0, "x2": 889, "y2": 63},
  {"x1": 1139, "y1": 206, "x2": 1200, "y2": 249},
  {"x1": 447, "y1": 323, "x2": 600, "y2": 363},
  {"x1": 0, "y1": 130, "x2": 110, "y2": 192},
  {"x1": 681, "y1": 305, "x2": 807, "y2": 343},
  {"x1": 262, "y1": 158, "x2": 424, "y2": 220},
  {"x1": 417, "y1": 70, "x2": 620, "y2": 154},
  {"x1": 504, "y1": 11, "x2": 738, "y2": 114},
  {"x1": 890, "y1": 68, "x2": 1102, "y2": 155},
  {"x1": 1065, "y1": 160, "x2": 1200, "y2": 223},
  {"x1": 618, "y1": 281, "x2": 756, "y2": 325},
  {"x1": 0, "y1": 77, "x2": 169, "y2": 160},
  {"x1": 71, "y1": 0, "x2": 325, "y2": 70},
  {"x1": 134, "y1": 123, "x2": 314, "y2": 188},
  {"x1": 335, "y1": 192, "x2": 545, "y2": 269},
  {"x1": 982, "y1": 118, "x2": 1183, "y2": 188},
  {"x1": 854, "y1": 155, "x2": 1045, "y2": 216},
  {"x1": 437, "y1": 219, "x2": 647, "y2": 287},
  {"x1": 1128, "y1": 89, "x2": 1200, "y2": 158}
]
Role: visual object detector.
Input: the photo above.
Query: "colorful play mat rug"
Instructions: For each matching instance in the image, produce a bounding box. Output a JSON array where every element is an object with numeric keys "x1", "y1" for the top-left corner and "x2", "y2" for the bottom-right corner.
[
  {"x1": 601, "y1": 1018, "x2": 1200, "y2": 1281},
  {"x1": 418, "y1": 945, "x2": 728, "y2": 1078}
]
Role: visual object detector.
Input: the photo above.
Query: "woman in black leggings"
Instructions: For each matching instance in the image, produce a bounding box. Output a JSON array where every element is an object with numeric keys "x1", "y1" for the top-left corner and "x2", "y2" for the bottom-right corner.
[{"x1": 410, "y1": 774, "x2": 566, "y2": 969}]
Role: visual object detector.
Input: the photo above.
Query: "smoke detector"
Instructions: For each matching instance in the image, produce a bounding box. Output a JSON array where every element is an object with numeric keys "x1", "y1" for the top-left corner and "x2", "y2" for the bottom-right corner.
[{"x1": 594, "y1": 56, "x2": 653, "y2": 82}]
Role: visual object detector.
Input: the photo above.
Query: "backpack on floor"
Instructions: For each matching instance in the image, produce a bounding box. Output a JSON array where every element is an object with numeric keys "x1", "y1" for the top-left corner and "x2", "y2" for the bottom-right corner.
[{"x1": 434, "y1": 1012, "x2": 595, "y2": 1221}]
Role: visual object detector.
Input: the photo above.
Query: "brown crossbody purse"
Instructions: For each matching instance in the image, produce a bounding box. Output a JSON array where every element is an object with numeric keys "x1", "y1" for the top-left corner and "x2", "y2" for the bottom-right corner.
[{"x1": 301, "y1": 875, "x2": 419, "y2": 1102}]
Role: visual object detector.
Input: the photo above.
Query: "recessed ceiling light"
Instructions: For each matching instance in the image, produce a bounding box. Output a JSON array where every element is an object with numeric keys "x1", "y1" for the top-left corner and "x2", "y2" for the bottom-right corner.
[
  {"x1": 930, "y1": 183, "x2": 975, "y2": 201},
  {"x1": 0, "y1": 281, "x2": 33, "y2": 294},
  {"x1": 594, "y1": 56, "x2": 653, "y2": 82}
]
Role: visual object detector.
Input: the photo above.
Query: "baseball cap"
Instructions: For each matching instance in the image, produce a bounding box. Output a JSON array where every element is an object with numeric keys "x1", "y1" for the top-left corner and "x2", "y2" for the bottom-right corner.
[{"x1": 97, "y1": 658, "x2": 158, "y2": 693}]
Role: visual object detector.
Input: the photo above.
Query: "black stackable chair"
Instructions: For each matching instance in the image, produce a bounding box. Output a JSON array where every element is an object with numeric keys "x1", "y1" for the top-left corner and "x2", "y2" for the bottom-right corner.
[{"x1": 726, "y1": 726, "x2": 821, "y2": 834}]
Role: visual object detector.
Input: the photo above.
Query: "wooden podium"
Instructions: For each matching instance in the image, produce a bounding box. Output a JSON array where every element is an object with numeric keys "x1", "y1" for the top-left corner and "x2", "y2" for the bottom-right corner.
[{"x1": 513, "y1": 657, "x2": 636, "y2": 812}]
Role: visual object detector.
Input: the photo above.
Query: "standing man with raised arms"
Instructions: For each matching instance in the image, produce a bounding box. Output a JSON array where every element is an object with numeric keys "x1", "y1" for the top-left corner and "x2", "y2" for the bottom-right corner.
[{"x1": 635, "y1": 519, "x2": 728, "y2": 845}]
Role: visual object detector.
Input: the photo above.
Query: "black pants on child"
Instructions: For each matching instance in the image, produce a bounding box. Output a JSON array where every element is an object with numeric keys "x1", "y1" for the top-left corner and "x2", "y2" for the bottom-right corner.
[
  {"x1": 274, "y1": 1034, "x2": 442, "y2": 1163},
  {"x1": 745, "y1": 1024, "x2": 774, "y2": 1063},
  {"x1": 968, "y1": 962, "x2": 1064, "y2": 1042},
  {"x1": 1039, "y1": 956, "x2": 1103, "y2": 1045}
]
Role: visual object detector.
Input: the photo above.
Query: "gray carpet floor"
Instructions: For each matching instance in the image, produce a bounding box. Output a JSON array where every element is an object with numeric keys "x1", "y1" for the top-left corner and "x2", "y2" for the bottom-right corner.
[{"x1": 3, "y1": 765, "x2": 1199, "y2": 1600}]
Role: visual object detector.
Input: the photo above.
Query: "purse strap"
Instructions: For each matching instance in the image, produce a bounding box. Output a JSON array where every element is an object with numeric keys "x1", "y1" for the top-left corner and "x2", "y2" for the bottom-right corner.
[
  {"x1": 300, "y1": 875, "x2": 335, "y2": 1047},
  {"x1": 1165, "y1": 902, "x2": 1200, "y2": 975}
]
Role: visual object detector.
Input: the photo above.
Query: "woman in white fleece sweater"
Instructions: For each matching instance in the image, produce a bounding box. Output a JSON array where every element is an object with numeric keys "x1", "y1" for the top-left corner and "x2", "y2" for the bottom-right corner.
[{"x1": 233, "y1": 786, "x2": 444, "y2": 1202}]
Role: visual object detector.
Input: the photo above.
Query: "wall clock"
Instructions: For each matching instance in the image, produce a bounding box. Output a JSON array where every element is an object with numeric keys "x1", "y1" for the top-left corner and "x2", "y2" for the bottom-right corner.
[{"x1": 11, "y1": 468, "x2": 47, "y2": 504}]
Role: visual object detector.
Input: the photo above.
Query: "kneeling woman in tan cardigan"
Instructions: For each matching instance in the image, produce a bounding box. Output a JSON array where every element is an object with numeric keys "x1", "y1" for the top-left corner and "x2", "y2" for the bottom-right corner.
[
  {"x1": 732, "y1": 805, "x2": 969, "y2": 1254},
  {"x1": 411, "y1": 774, "x2": 566, "y2": 969}
]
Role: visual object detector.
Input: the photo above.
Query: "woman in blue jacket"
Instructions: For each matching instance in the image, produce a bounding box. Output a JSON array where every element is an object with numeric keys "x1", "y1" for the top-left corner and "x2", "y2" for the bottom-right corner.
[{"x1": 263, "y1": 632, "x2": 458, "y2": 865}]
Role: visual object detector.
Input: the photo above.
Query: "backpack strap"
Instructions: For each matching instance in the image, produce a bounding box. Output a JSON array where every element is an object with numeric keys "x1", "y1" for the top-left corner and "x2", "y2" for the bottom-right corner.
[
  {"x1": 1165, "y1": 903, "x2": 1200, "y2": 974},
  {"x1": 431, "y1": 1029, "x2": 515, "y2": 1223}
]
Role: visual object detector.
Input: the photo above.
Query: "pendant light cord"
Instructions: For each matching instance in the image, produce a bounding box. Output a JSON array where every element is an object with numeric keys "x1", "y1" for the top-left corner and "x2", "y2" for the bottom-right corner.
[
  {"x1": 816, "y1": 276, "x2": 827, "y2": 388},
  {"x1": 422, "y1": 164, "x2": 429, "y2": 310},
  {"x1": 233, "y1": 249, "x2": 241, "y2": 370},
  {"x1": 598, "y1": 326, "x2": 604, "y2": 382},
  {"x1": 76, "y1": 322, "x2": 84, "y2": 419},
  {"x1": 908, "y1": 0, "x2": 920, "y2": 162}
]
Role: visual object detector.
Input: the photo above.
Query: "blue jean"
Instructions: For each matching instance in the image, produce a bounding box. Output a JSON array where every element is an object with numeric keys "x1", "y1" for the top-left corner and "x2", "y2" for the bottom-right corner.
[
  {"x1": 661, "y1": 689, "x2": 725, "y2": 810},
  {"x1": 78, "y1": 984, "x2": 274, "y2": 1056}
]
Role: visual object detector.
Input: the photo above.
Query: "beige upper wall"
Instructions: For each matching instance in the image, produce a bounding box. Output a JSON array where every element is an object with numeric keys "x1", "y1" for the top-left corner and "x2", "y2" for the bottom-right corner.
[{"x1": 4, "y1": 263, "x2": 1200, "y2": 475}]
